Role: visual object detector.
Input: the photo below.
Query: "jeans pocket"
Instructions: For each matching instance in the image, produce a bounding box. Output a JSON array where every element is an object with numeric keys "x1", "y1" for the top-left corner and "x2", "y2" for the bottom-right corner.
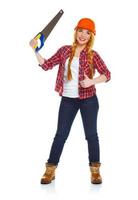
[{"x1": 85, "y1": 95, "x2": 99, "y2": 108}]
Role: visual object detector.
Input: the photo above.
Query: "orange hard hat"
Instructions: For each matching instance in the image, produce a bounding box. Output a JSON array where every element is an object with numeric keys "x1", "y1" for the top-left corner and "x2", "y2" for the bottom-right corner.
[{"x1": 74, "y1": 18, "x2": 96, "y2": 35}]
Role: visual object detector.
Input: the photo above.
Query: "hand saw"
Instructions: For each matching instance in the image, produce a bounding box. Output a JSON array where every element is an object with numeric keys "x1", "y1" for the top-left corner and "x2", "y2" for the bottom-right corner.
[{"x1": 34, "y1": 9, "x2": 64, "y2": 52}]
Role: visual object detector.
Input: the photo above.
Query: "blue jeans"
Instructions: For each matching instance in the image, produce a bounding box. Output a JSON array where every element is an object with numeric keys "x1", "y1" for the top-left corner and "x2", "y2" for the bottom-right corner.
[{"x1": 47, "y1": 94, "x2": 100, "y2": 165}]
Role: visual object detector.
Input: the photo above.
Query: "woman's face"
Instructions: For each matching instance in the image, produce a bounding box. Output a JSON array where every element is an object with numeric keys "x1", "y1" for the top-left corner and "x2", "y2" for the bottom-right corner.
[{"x1": 76, "y1": 28, "x2": 91, "y2": 46}]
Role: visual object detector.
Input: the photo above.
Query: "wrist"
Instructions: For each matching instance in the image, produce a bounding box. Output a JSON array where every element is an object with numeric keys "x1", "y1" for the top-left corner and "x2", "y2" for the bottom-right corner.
[
  {"x1": 91, "y1": 79, "x2": 95, "y2": 85},
  {"x1": 34, "y1": 50, "x2": 38, "y2": 54}
]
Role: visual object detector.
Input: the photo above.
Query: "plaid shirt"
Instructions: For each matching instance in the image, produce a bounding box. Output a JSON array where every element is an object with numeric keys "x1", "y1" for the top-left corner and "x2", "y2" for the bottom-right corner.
[{"x1": 39, "y1": 45, "x2": 111, "y2": 99}]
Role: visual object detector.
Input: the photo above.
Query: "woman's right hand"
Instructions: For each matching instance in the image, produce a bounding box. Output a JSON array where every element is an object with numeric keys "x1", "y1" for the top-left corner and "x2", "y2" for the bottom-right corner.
[
  {"x1": 29, "y1": 38, "x2": 38, "y2": 50},
  {"x1": 29, "y1": 38, "x2": 45, "y2": 65}
]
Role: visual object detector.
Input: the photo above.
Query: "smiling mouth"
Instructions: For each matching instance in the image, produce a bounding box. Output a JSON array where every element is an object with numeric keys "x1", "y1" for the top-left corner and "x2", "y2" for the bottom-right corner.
[{"x1": 79, "y1": 38, "x2": 86, "y2": 42}]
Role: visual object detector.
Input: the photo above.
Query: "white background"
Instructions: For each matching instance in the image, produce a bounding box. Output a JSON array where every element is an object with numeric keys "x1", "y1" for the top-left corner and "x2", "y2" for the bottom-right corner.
[{"x1": 0, "y1": 0, "x2": 138, "y2": 199}]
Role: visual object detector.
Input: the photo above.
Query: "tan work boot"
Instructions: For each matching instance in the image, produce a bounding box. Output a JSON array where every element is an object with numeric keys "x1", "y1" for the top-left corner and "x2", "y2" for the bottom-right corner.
[
  {"x1": 40, "y1": 163, "x2": 57, "y2": 184},
  {"x1": 90, "y1": 162, "x2": 102, "y2": 184}
]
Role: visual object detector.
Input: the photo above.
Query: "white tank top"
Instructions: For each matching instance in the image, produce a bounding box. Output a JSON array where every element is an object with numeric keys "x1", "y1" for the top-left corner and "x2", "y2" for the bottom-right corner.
[{"x1": 62, "y1": 57, "x2": 79, "y2": 98}]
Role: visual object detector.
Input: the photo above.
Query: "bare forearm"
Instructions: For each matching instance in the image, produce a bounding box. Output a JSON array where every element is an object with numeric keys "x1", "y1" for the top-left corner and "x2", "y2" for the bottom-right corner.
[
  {"x1": 34, "y1": 51, "x2": 45, "y2": 65},
  {"x1": 92, "y1": 74, "x2": 107, "y2": 85}
]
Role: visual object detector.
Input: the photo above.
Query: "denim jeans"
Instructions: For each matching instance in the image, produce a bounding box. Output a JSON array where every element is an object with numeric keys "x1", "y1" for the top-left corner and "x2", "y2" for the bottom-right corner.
[{"x1": 47, "y1": 94, "x2": 100, "y2": 165}]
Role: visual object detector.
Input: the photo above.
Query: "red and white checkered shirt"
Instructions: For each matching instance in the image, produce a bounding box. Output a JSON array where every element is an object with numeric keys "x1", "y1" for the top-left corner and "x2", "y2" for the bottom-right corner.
[{"x1": 39, "y1": 45, "x2": 111, "y2": 99}]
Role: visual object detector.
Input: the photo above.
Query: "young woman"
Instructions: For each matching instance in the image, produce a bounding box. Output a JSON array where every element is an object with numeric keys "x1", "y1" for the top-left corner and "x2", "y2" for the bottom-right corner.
[{"x1": 30, "y1": 18, "x2": 111, "y2": 184}]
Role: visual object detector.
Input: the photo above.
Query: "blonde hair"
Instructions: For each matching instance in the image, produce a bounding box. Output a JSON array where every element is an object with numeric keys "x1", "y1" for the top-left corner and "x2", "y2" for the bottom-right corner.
[{"x1": 67, "y1": 30, "x2": 95, "y2": 81}]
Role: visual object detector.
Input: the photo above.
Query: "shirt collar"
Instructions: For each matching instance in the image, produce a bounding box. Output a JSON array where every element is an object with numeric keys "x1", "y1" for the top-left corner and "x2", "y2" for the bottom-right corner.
[{"x1": 80, "y1": 47, "x2": 87, "y2": 55}]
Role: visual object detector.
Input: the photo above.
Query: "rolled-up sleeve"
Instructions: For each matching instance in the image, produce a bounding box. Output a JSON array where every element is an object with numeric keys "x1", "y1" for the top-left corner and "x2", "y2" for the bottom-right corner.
[
  {"x1": 93, "y1": 51, "x2": 111, "y2": 82},
  {"x1": 39, "y1": 46, "x2": 63, "y2": 71}
]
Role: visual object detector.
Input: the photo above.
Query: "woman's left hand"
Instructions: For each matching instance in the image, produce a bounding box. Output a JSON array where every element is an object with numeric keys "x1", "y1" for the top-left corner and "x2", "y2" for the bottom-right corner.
[{"x1": 80, "y1": 74, "x2": 94, "y2": 88}]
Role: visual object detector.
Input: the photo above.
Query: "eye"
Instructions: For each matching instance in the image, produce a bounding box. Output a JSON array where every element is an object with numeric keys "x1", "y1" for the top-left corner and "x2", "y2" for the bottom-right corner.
[
  {"x1": 78, "y1": 28, "x2": 83, "y2": 32},
  {"x1": 87, "y1": 31, "x2": 90, "y2": 35}
]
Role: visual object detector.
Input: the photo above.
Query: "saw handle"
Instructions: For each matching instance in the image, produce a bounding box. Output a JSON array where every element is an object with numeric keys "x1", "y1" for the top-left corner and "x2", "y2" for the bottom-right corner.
[{"x1": 34, "y1": 33, "x2": 45, "y2": 52}]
